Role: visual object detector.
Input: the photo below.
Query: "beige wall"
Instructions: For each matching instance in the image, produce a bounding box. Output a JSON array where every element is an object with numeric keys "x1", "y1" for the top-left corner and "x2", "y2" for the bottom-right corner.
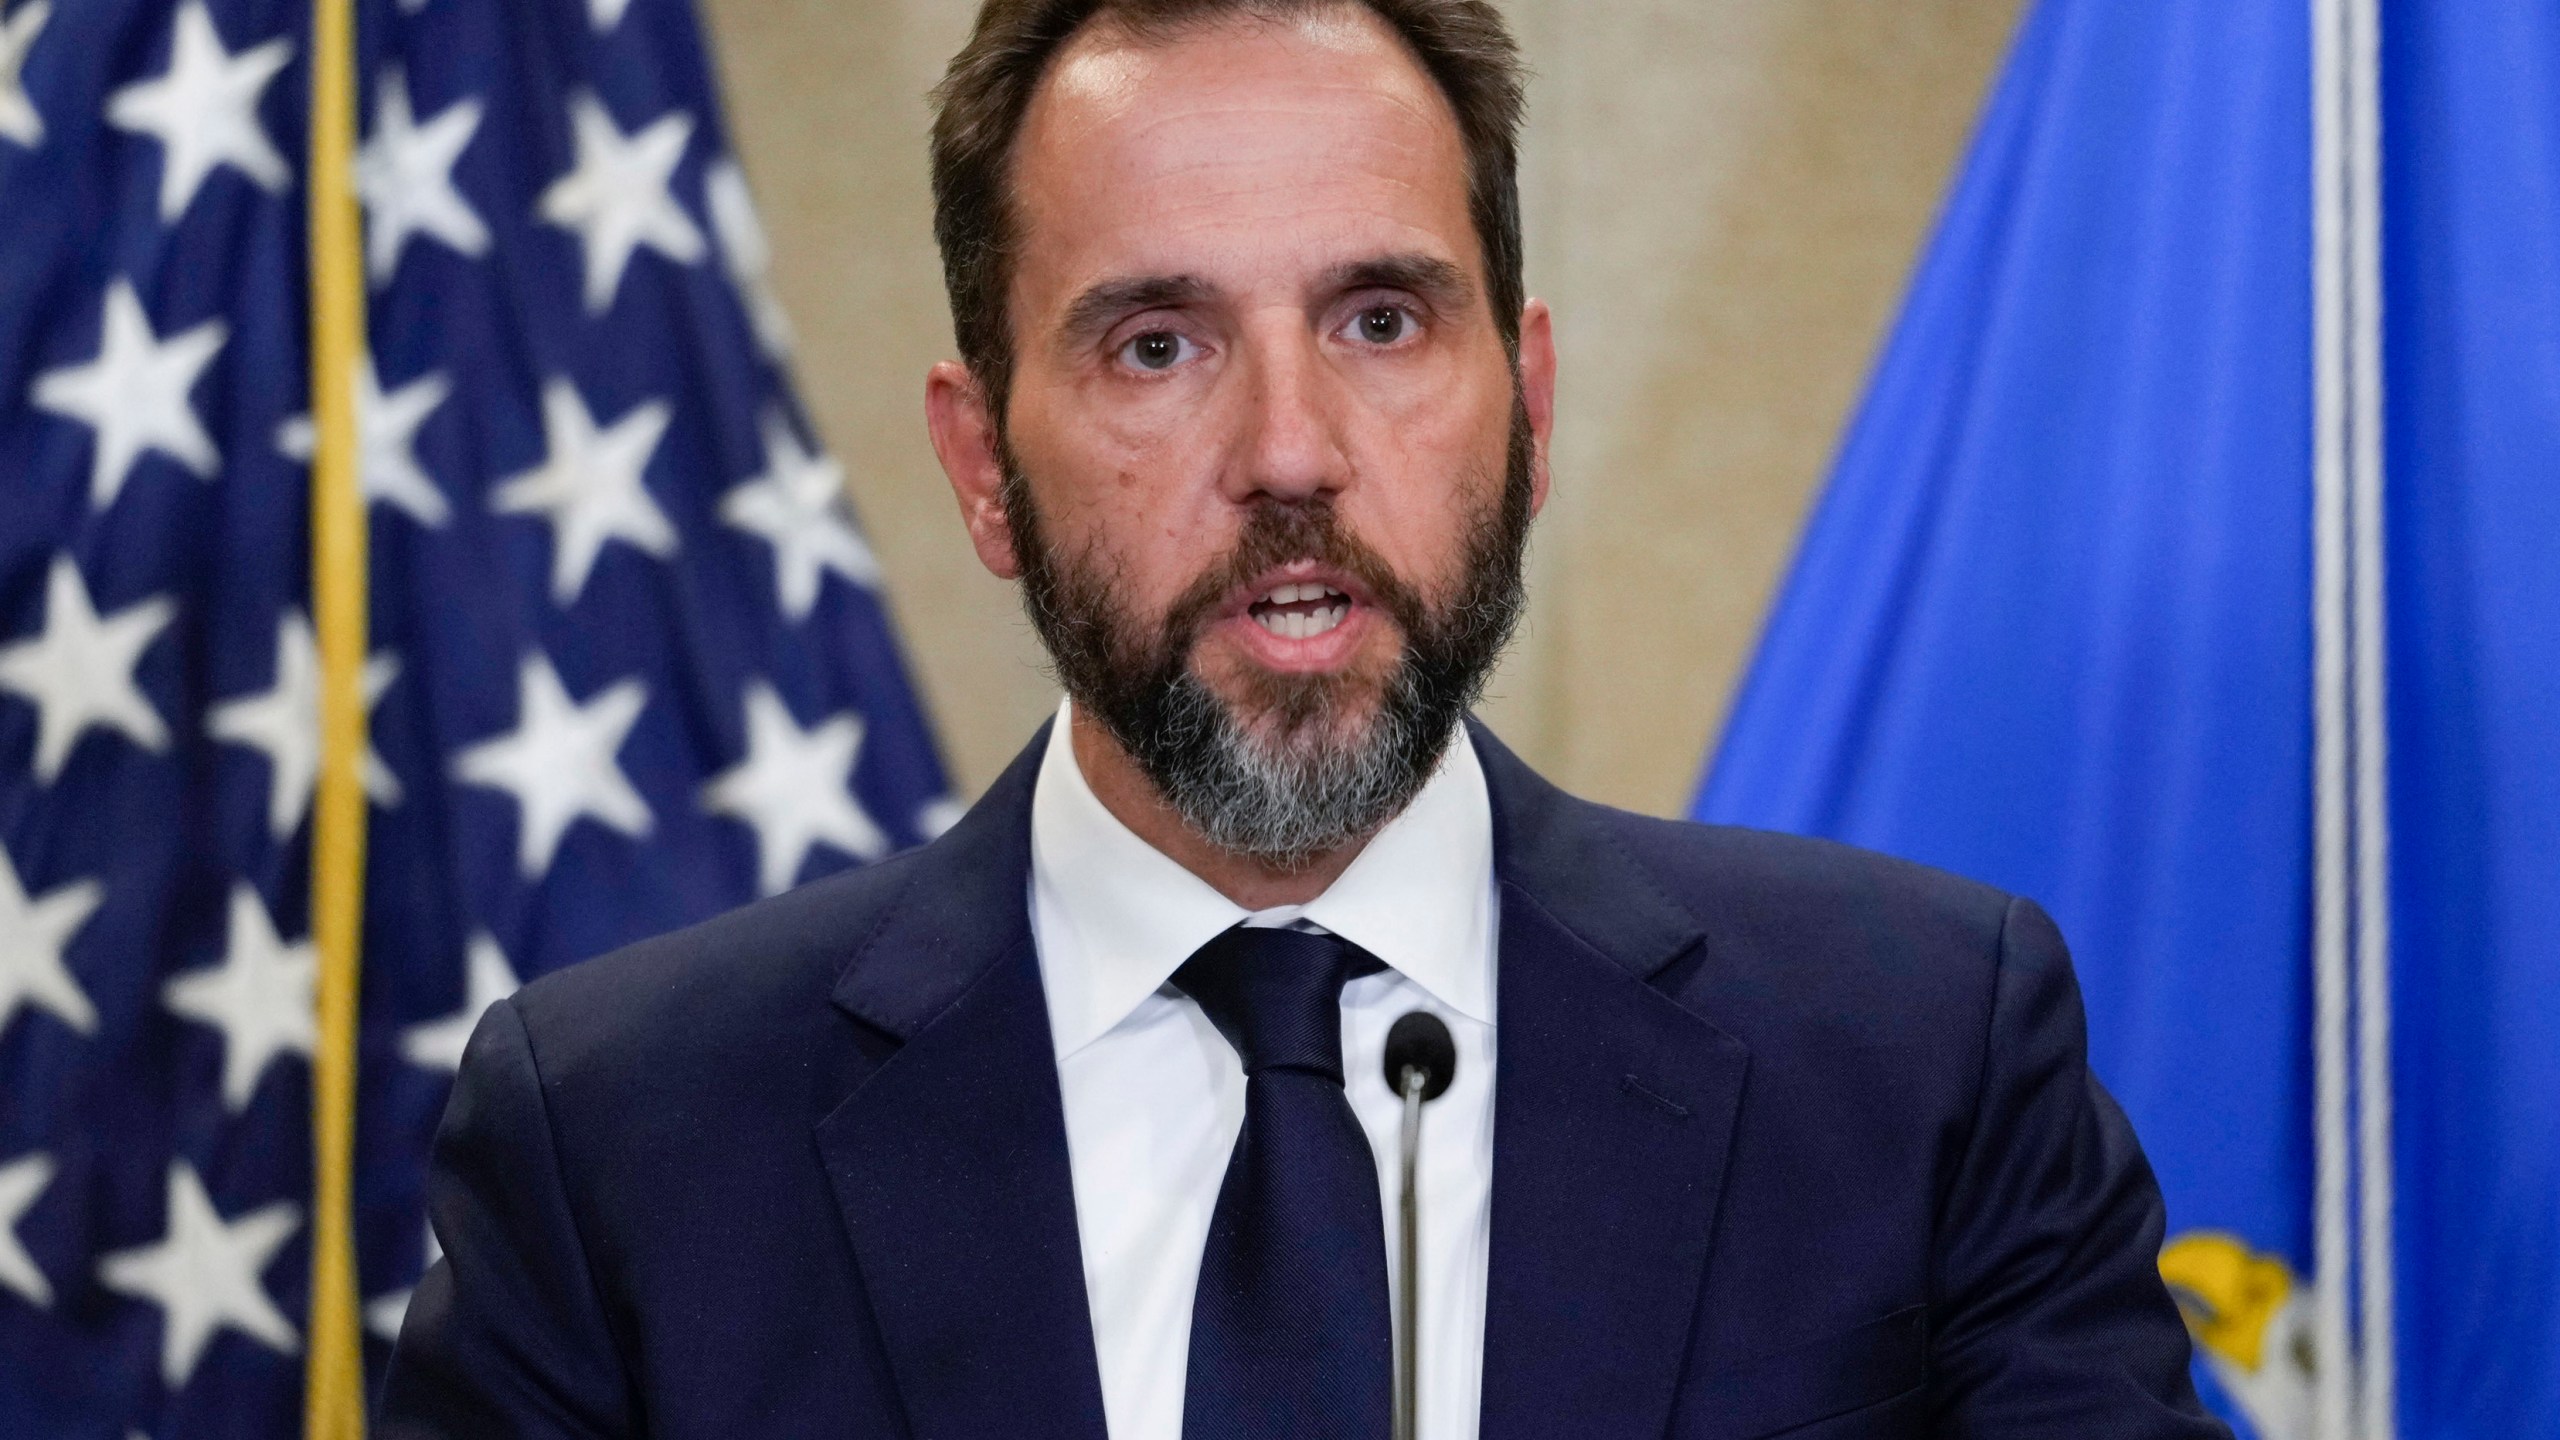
[{"x1": 699, "y1": 0, "x2": 2025, "y2": 814}]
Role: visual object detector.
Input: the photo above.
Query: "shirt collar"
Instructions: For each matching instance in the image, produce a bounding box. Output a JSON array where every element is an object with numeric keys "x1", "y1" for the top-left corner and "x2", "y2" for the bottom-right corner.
[{"x1": 1029, "y1": 699, "x2": 1495, "y2": 1058}]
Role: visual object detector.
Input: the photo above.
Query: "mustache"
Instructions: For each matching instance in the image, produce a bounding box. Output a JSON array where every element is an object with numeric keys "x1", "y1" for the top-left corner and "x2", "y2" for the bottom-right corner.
[{"x1": 1155, "y1": 499, "x2": 1429, "y2": 662}]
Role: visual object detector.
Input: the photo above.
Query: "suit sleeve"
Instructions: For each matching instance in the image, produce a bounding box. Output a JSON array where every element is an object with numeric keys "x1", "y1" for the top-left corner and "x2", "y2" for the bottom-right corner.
[
  {"x1": 1928, "y1": 897, "x2": 2232, "y2": 1439},
  {"x1": 378, "y1": 996, "x2": 636, "y2": 1439}
]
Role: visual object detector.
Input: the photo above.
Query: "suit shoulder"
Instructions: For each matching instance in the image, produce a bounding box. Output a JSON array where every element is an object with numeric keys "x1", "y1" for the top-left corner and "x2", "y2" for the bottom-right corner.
[
  {"x1": 1604, "y1": 805, "x2": 2015, "y2": 941},
  {"x1": 1579, "y1": 801, "x2": 2026, "y2": 1043},
  {"x1": 505, "y1": 842, "x2": 932, "y2": 1081}
]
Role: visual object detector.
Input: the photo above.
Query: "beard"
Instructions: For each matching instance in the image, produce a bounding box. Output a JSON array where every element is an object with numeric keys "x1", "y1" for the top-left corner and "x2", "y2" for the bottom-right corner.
[{"x1": 1003, "y1": 395, "x2": 1534, "y2": 870}]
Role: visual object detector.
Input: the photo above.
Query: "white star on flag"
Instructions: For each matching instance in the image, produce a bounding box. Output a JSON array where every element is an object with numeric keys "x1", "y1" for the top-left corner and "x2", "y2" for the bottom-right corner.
[
  {"x1": 104, "y1": 0, "x2": 293, "y2": 222},
  {"x1": 0, "y1": 1151, "x2": 56, "y2": 1308},
  {"x1": 97, "y1": 1163, "x2": 300, "y2": 1389},
  {"x1": 0, "y1": 555, "x2": 174, "y2": 784},
  {"x1": 538, "y1": 93, "x2": 703, "y2": 314},
  {"x1": 452, "y1": 653, "x2": 654, "y2": 879},
  {"x1": 365, "y1": 1218, "x2": 441, "y2": 1343},
  {"x1": 208, "y1": 611, "x2": 401, "y2": 842},
  {"x1": 357, "y1": 65, "x2": 487, "y2": 282},
  {"x1": 918, "y1": 796, "x2": 968, "y2": 839},
  {"x1": 0, "y1": 0, "x2": 51, "y2": 149},
  {"x1": 722, "y1": 410, "x2": 879, "y2": 621},
  {"x1": 161, "y1": 886, "x2": 316, "y2": 1113},
  {"x1": 0, "y1": 839, "x2": 101, "y2": 1040},
  {"x1": 398, "y1": 932, "x2": 519, "y2": 1073},
  {"x1": 587, "y1": 0, "x2": 634, "y2": 35},
  {"x1": 704, "y1": 682, "x2": 886, "y2": 896},
  {"x1": 32, "y1": 280, "x2": 227, "y2": 511},
  {"x1": 275, "y1": 358, "x2": 454, "y2": 528},
  {"x1": 704, "y1": 158, "x2": 791, "y2": 360},
  {"x1": 491, "y1": 378, "x2": 676, "y2": 605}
]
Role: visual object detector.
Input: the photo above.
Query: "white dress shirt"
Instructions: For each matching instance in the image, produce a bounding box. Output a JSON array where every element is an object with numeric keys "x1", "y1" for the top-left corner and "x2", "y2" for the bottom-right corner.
[{"x1": 1029, "y1": 699, "x2": 1497, "y2": 1440}]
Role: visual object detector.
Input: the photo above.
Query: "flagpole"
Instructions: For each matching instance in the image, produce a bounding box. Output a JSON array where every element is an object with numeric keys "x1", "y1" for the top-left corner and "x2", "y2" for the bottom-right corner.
[
  {"x1": 2345, "y1": 0, "x2": 2396, "y2": 1430},
  {"x1": 2309, "y1": 0, "x2": 2356, "y2": 1433},
  {"x1": 305, "y1": 0, "x2": 371, "y2": 1427}
]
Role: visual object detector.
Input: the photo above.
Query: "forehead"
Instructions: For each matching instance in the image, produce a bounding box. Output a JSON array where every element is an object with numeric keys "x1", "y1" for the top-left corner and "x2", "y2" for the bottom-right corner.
[{"x1": 1008, "y1": 8, "x2": 1477, "y2": 302}]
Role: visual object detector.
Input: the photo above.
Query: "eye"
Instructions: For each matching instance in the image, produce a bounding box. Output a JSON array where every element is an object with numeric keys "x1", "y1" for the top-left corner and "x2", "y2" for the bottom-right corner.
[
  {"x1": 1119, "y1": 330, "x2": 1195, "y2": 372},
  {"x1": 1347, "y1": 305, "x2": 1413, "y2": 346}
]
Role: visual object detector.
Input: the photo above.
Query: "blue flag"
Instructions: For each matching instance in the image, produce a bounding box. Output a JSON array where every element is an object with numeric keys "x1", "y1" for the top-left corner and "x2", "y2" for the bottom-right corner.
[
  {"x1": 1698, "y1": 0, "x2": 2559, "y2": 1435},
  {"x1": 0, "y1": 0, "x2": 952, "y2": 1431},
  {"x1": 2383, "y1": 5, "x2": 2560, "y2": 1432}
]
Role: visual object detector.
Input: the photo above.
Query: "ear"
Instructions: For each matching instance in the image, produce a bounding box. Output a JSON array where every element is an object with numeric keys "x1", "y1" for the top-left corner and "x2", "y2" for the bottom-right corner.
[
  {"x1": 1516, "y1": 298, "x2": 1557, "y2": 518},
  {"x1": 926, "y1": 359, "x2": 1023, "y2": 580}
]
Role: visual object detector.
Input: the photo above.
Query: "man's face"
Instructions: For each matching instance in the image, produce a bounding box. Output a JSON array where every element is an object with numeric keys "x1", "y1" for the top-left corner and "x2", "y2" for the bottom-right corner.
[{"x1": 935, "y1": 6, "x2": 1554, "y2": 860}]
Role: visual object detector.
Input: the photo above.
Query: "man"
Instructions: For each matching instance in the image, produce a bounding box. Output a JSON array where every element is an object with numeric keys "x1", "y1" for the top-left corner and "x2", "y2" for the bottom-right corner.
[{"x1": 381, "y1": 1, "x2": 2229, "y2": 1436}]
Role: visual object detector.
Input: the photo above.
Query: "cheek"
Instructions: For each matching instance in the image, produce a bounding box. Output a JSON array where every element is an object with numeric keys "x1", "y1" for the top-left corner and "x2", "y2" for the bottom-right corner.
[
  {"x1": 1013, "y1": 423, "x2": 1236, "y2": 608},
  {"x1": 1346, "y1": 387, "x2": 1512, "y2": 584}
]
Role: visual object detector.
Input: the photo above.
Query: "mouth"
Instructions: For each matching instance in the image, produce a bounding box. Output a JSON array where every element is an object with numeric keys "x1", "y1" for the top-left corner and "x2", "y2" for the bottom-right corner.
[
  {"x1": 1247, "y1": 579, "x2": 1353, "y2": 639},
  {"x1": 1205, "y1": 563, "x2": 1382, "y2": 672}
]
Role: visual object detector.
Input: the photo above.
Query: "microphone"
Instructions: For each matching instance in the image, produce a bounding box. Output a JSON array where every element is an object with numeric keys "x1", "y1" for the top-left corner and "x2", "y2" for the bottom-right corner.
[
  {"x1": 1384, "y1": 1011, "x2": 1456, "y2": 1102},
  {"x1": 1383, "y1": 1012, "x2": 1456, "y2": 1440}
]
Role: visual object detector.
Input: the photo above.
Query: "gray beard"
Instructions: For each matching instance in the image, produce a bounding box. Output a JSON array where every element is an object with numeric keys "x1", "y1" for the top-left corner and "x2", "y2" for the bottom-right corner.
[{"x1": 1132, "y1": 658, "x2": 1455, "y2": 868}]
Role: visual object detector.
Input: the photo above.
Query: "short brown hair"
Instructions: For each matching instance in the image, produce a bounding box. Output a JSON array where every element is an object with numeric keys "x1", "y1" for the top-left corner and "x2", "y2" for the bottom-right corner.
[{"x1": 928, "y1": 0, "x2": 1528, "y2": 421}]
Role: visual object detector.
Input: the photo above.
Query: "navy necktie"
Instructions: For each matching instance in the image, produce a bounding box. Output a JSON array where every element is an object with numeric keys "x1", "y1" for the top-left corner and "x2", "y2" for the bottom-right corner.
[{"x1": 1173, "y1": 926, "x2": 1393, "y2": 1440}]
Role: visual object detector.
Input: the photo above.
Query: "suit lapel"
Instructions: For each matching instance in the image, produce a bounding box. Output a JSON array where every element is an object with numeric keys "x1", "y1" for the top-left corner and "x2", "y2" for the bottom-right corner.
[
  {"x1": 1472, "y1": 725, "x2": 1753, "y2": 1440},
  {"x1": 812, "y1": 725, "x2": 1112, "y2": 1440}
]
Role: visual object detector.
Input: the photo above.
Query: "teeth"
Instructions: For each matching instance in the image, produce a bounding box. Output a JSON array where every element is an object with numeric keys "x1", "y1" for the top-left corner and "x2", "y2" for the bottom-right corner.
[
  {"x1": 1258, "y1": 582, "x2": 1347, "y2": 606},
  {"x1": 1254, "y1": 602, "x2": 1349, "y2": 639}
]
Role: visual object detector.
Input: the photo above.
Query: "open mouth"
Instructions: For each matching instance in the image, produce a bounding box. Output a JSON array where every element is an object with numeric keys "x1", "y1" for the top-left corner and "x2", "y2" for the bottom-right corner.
[{"x1": 1246, "y1": 581, "x2": 1352, "y2": 640}]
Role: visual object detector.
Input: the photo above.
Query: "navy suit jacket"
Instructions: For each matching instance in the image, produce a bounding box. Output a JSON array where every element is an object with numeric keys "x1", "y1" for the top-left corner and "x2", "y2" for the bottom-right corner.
[{"x1": 380, "y1": 723, "x2": 2228, "y2": 1439}]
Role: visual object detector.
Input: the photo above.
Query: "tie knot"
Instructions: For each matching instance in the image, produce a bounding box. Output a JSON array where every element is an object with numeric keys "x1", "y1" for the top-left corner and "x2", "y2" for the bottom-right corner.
[{"x1": 1173, "y1": 927, "x2": 1379, "y2": 1084}]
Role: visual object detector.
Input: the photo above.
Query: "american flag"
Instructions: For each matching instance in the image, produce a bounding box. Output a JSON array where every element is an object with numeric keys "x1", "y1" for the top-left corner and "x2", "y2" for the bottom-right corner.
[{"x1": 0, "y1": 0, "x2": 954, "y2": 1430}]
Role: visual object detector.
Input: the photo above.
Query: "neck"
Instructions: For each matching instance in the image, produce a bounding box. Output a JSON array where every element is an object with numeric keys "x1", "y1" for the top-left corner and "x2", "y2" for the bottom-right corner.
[{"x1": 1069, "y1": 705, "x2": 1369, "y2": 910}]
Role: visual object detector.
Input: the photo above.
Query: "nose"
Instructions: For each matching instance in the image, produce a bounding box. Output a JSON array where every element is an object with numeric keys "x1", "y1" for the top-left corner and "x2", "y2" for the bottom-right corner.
[{"x1": 1223, "y1": 313, "x2": 1349, "y2": 507}]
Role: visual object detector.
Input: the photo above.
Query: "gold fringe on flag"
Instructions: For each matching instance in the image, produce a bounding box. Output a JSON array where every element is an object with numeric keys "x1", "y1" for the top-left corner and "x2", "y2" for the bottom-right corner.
[{"x1": 304, "y1": 0, "x2": 370, "y2": 1429}]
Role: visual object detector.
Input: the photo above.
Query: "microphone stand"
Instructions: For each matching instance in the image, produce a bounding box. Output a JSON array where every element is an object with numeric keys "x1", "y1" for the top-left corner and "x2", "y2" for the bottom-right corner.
[{"x1": 1396, "y1": 1062, "x2": 1427, "y2": 1440}]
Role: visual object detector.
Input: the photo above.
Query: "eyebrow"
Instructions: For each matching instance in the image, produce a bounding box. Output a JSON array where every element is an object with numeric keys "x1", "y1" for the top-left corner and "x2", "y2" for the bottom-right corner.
[
  {"x1": 1058, "y1": 274, "x2": 1216, "y2": 346},
  {"x1": 1320, "y1": 253, "x2": 1472, "y2": 312}
]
